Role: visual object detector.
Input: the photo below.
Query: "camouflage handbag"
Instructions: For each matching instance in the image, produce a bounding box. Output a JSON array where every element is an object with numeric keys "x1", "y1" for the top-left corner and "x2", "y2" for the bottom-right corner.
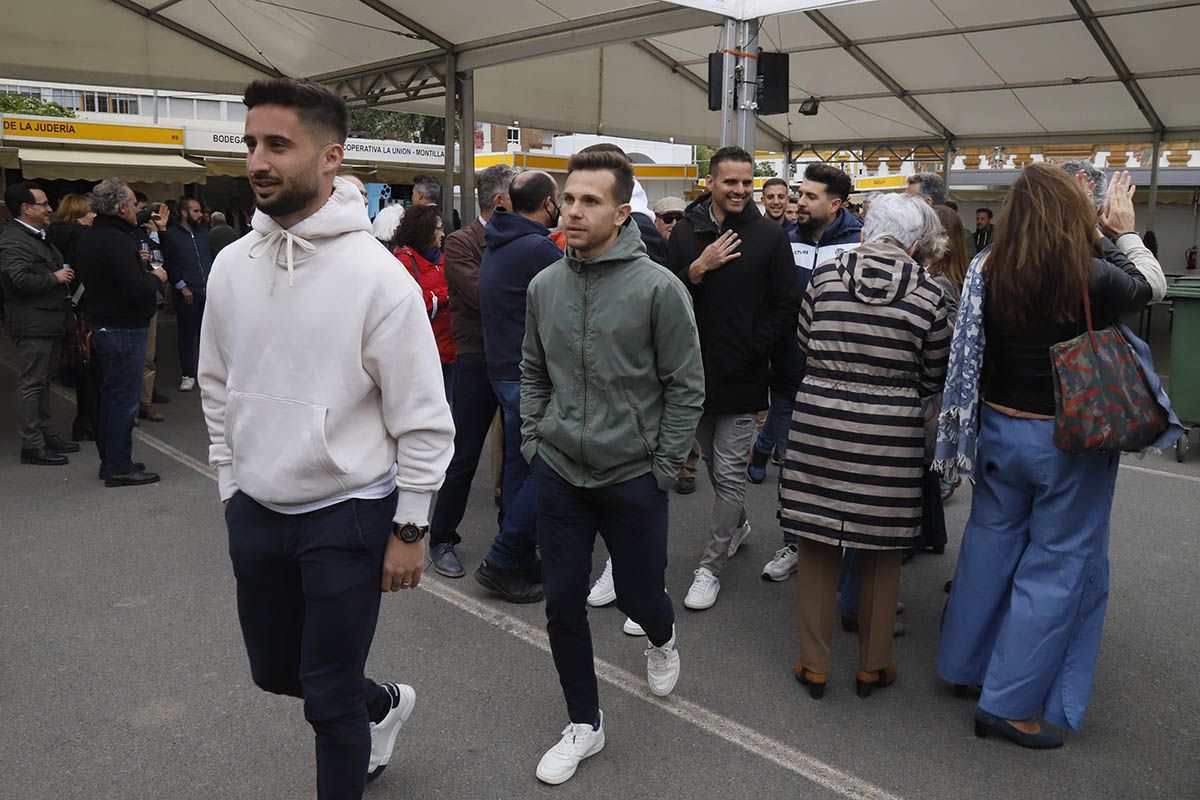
[{"x1": 1051, "y1": 291, "x2": 1167, "y2": 454}]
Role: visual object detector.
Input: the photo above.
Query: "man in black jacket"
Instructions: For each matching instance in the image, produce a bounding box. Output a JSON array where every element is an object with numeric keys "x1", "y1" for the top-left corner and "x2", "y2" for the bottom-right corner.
[
  {"x1": 0, "y1": 182, "x2": 79, "y2": 465},
  {"x1": 668, "y1": 146, "x2": 799, "y2": 611},
  {"x1": 75, "y1": 178, "x2": 169, "y2": 486},
  {"x1": 162, "y1": 196, "x2": 213, "y2": 392}
]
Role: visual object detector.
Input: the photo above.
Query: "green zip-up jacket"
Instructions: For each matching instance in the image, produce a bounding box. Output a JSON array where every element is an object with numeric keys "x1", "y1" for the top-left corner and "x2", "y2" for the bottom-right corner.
[{"x1": 521, "y1": 219, "x2": 705, "y2": 491}]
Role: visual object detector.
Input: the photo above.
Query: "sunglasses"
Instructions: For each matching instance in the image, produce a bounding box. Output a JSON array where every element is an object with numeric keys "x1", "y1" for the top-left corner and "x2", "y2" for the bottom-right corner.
[{"x1": 657, "y1": 213, "x2": 683, "y2": 224}]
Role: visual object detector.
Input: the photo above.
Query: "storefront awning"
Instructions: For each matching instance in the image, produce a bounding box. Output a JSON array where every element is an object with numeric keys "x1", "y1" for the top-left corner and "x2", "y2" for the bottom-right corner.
[{"x1": 17, "y1": 148, "x2": 206, "y2": 184}]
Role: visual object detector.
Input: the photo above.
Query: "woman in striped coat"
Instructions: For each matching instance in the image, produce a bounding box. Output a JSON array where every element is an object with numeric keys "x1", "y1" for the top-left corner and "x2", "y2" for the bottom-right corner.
[{"x1": 782, "y1": 192, "x2": 950, "y2": 700}]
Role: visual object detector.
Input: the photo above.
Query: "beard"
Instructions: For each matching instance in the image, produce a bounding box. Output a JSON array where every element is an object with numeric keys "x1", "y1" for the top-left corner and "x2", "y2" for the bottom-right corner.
[
  {"x1": 254, "y1": 167, "x2": 321, "y2": 220},
  {"x1": 796, "y1": 210, "x2": 830, "y2": 235}
]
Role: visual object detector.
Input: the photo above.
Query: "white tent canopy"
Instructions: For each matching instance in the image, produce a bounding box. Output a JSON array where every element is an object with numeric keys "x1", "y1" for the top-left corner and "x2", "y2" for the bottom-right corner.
[{"x1": 5, "y1": 0, "x2": 1198, "y2": 150}]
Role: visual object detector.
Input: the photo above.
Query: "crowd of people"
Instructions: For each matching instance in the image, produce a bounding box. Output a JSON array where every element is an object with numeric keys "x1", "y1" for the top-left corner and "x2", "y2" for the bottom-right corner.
[{"x1": 0, "y1": 76, "x2": 1173, "y2": 798}]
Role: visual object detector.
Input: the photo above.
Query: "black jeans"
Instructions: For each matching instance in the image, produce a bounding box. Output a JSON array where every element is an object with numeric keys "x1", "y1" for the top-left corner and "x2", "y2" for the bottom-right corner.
[
  {"x1": 532, "y1": 455, "x2": 674, "y2": 724},
  {"x1": 12, "y1": 335, "x2": 61, "y2": 449},
  {"x1": 175, "y1": 290, "x2": 205, "y2": 379},
  {"x1": 226, "y1": 489, "x2": 396, "y2": 800},
  {"x1": 430, "y1": 354, "x2": 499, "y2": 547}
]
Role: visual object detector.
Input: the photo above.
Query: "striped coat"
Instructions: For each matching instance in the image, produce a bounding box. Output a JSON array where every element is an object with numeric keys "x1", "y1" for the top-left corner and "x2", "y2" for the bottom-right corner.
[{"x1": 779, "y1": 242, "x2": 950, "y2": 550}]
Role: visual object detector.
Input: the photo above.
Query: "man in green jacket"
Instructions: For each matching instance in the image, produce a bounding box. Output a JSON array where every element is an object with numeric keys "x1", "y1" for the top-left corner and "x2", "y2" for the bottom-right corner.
[{"x1": 521, "y1": 149, "x2": 704, "y2": 786}]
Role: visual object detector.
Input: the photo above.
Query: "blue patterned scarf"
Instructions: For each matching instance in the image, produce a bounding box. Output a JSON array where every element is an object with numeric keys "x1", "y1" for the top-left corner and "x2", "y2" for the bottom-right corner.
[{"x1": 933, "y1": 249, "x2": 987, "y2": 481}]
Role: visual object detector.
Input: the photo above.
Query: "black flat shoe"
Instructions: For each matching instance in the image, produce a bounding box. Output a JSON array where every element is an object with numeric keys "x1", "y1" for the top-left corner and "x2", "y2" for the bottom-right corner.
[
  {"x1": 104, "y1": 469, "x2": 161, "y2": 488},
  {"x1": 974, "y1": 710, "x2": 1063, "y2": 749},
  {"x1": 20, "y1": 447, "x2": 69, "y2": 466},
  {"x1": 99, "y1": 462, "x2": 146, "y2": 479},
  {"x1": 474, "y1": 560, "x2": 543, "y2": 603},
  {"x1": 44, "y1": 434, "x2": 81, "y2": 454},
  {"x1": 152, "y1": 389, "x2": 171, "y2": 405}
]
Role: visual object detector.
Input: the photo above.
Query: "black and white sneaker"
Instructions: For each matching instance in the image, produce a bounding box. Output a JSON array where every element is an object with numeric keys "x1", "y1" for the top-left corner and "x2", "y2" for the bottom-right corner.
[{"x1": 367, "y1": 683, "x2": 416, "y2": 783}]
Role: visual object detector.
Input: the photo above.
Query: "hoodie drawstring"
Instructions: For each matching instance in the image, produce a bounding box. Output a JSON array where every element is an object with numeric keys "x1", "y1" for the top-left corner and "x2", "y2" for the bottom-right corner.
[{"x1": 248, "y1": 229, "x2": 316, "y2": 289}]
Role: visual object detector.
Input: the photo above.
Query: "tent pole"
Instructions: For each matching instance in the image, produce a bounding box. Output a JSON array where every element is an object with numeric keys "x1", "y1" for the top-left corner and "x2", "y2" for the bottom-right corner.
[
  {"x1": 785, "y1": 142, "x2": 794, "y2": 185},
  {"x1": 718, "y1": 18, "x2": 737, "y2": 148},
  {"x1": 736, "y1": 17, "x2": 758, "y2": 155},
  {"x1": 443, "y1": 51, "x2": 457, "y2": 233},
  {"x1": 1147, "y1": 135, "x2": 1161, "y2": 232},
  {"x1": 458, "y1": 69, "x2": 476, "y2": 224}
]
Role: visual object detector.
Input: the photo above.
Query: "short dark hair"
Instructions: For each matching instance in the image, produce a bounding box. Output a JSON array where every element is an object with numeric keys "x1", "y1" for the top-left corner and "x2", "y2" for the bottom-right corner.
[
  {"x1": 391, "y1": 204, "x2": 442, "y2": 251},
  {"x1": 976, "y1": 207, "x2": 993, "y2": 219},
  {"x1": 708, "y1": 146, "x2": 754, "y2": 177},
  {"x1": 243, "y1": 78, "x2": 349, "y2": 144},
  {"x1": 944, "y1": 200, "x2": 959, "y2": 211},
  {"x1": 566, "y1": 149, "x2": 634, "y2": 205},
  {"x1": 762, "y1": 177, "x2": 788, "y2": 193},
  {"x1": 178, "y1": 196, "x2": 200, "y2": 212},
  {"x1": 580, "y1": 142, "x2": 628, "y2": 158},
  {"x1": 787, "y1": 195, "x2": 799, "y2": 204},
  {"x1": 509, "y1": 171, "x2": 558, "y2": 215},
  {"x1": 802, "y1": 162, "x2": 852, "y2": 202},
  {"x1": 907, "y1": 172, "x2": 947, "y2": 206},
  {"x1": 4, "y1": 182, "x2": 43, "y2": 218}
]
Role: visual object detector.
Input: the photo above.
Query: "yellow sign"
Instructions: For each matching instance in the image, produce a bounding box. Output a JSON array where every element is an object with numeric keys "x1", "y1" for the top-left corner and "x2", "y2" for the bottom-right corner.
[
  {"x1": 854, "y1": 174, "x2": 909, "y2": 192},
  {"x1": 1, "y1": 115, "x2": 183, "y2": 148}
]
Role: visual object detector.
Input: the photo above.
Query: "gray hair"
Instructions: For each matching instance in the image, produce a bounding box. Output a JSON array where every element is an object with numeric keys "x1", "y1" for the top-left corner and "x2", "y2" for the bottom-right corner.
[
  {"x1": 413, "y1": 175, "x2": 442, "y2": 206},
  {"x1": 1060, "y1": 160, "x2": 1108, "y2": 211},
  {"x1": 89, "y1": 177, "x2": 132, "y2": 216},
  {"x1": 477, "y1": 164, "x2": 518, "y2": 211},
  {"x1": 863, "y1": 192, "x2": 942, "y2": 250},
  {"x1": 210, "y1": 211, "x2": 226, "y2": 225},
  {"x1": 907, "y1": 172, "x2": 947, "y2": 206}
]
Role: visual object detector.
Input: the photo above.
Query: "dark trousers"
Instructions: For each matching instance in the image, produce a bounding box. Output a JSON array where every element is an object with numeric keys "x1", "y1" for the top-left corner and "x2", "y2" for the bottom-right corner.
[
  {"x1": 226, "y1": 489, "x2": 396, "y2": 800},
  {"x1": 533, "y1": 455, "x2": 674, "y2": 724},
  {"x1": 430, "y1": 354, "x2": 499, "y2": 547},
  {"x1": 485, "y1": 378, "x2": 539, "y2": 569},
  {"x1": 93, "y1": 327, "x2": 147, "y2": 473},
  {"x1": 12, "y1": 335, "x2": 62, "y2": 449},
  {"x1": 175, "y1": 291, "x2": 205, "y2": 379}
]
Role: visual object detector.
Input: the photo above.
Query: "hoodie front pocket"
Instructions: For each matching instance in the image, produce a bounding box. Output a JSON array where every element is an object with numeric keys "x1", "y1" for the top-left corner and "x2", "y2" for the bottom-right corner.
[{"x1": 226, "y1": 390, "x2": 349, "y2": 505}]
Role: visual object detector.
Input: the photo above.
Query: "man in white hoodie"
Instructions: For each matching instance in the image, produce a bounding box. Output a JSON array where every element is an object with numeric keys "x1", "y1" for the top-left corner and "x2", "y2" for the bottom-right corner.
[{"x1": 198, "y1": 78, "x2": 454, "y2": 800}]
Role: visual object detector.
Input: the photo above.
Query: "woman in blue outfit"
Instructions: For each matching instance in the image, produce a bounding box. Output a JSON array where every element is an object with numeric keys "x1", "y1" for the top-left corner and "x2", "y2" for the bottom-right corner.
[{"x1": 936, "y1": 163, "x2": 1155, "y2": 748}]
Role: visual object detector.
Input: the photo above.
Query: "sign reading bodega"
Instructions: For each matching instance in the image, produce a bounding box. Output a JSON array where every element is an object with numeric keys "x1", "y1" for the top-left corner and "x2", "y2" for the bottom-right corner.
[{"x1": 0, "y1": 115, "x2": 184, "y2": 147}]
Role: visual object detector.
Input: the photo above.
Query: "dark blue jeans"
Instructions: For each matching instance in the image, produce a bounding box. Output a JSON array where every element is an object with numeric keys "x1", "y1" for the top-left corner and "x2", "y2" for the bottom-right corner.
[
  {"x1": 93, "y1": 326, "x2": 148, "y2": 474},
  {"x1": 175, "y1": 291, "x2": 205, "y2": 379},
  {"x1": 533, "y1": 455, "x2": 674, "y2": 724},
  {"x1": 485, "y1": 379, "x2": 539, "y2": 570},
  {"x1": 226, "y1": 489, "x2": 397, "y2": 800},
  {"x1": 430, "y1": 354, "x2": 499, "y2": 547}
]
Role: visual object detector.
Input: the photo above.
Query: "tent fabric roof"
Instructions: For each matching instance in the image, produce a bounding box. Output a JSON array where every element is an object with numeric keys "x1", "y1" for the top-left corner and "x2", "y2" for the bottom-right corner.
[{"x1": 4, "y1": 0, "x2": 1198, "y2": 149}]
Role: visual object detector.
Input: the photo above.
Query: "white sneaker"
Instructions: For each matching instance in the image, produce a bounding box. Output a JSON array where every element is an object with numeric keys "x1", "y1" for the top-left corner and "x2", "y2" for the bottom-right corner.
[
  {"x1": 535, "y1": 712, "x2": 606, "y2": 785},
  {"x1": 684, "y1": 567, "x2": 720, "y2": 610},
  {"x1": 726, "y1": 519, "x2": 752, "y2": 558},
  {"x1": 179, "y1": 376, "x2": 195, "y2": 392},
  {"x1": 645, "y1": 627, "x2": 680, "y2": 696},
  {"x1": 367, "y1": 683, "x2": 416, "y2": 782},
  {"x1": 587, "y1": 558, "x2": 616, "y2": 607},
  {"x1": 622, "y1": 617, "x2": 645, "y2": 636},
  {"x1": 761, "y1": 544, "x2": 799, "y2": 582}
]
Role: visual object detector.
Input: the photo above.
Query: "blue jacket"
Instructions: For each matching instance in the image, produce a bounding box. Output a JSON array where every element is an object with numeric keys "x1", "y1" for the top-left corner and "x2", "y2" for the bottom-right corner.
[
  {"x1": 161, "y1": 224, "x2": 213, "y2": 291},
  {"x1": 788, "y1": 206, "x2": 863, "y2": 291},
  {"x1": 479, "y1": 209, "x2": 563, "y2": 381}
]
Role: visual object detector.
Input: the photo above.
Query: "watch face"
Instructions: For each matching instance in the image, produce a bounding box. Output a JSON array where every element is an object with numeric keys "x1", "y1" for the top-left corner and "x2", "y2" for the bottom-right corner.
[{"x1": 399, "y1": 524, "x2": 422, "y2": 544}]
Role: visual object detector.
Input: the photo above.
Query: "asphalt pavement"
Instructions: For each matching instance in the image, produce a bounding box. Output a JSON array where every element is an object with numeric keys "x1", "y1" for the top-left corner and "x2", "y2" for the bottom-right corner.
[{"x1": 1, "y1": 318, "x2": 1198, "y2": 800}]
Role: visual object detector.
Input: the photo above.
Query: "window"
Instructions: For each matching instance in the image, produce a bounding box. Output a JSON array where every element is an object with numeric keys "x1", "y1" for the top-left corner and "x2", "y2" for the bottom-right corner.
[
  {"x1": 49, "y1": 89, "x2": 82, "y2": 110},
  {"x1": 225, "y1": 102, "x2": 246, "y2": 122},
  {"x1": 196, "y1": 99, "x2": 222, "y2": 120},
  {"x1": 81, "y1": 90, "x2": 140, "y2": 114},
  {"x1": 507, "y1": 126, "x2": 520, "y2": 146}
]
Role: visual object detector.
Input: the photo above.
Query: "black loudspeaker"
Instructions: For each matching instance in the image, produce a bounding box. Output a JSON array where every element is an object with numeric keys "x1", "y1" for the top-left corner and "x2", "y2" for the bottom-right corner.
[
  {"x1": 708, "y1": 52, "x2": 723, "y2": 111},
  {"x1": 756, "y1": 51, "x2": 789, "y2": 115}
]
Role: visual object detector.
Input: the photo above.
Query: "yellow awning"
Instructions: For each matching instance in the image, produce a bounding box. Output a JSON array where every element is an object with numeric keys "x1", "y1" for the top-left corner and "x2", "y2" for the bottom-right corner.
[{"x1": 18, "y1": 148, "x2": 206, "y2": 184}]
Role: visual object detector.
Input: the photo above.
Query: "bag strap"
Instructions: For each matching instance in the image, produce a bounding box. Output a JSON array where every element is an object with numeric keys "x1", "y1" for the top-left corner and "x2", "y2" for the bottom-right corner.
[
  {"x1": 396, "y1": 247, "x2": 420, "y2": 283},
  {"x1": 1082, "y1": 281, "x2": 1098, "y2": 351}
]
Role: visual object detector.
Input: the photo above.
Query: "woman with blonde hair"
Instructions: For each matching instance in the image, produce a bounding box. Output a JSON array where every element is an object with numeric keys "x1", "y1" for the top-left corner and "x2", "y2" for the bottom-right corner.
[
  {"x1": 936, "y1": 163, "x2": 1157, "y2": 748},
  {"x1": 47, "y1": 193, "x2": 94, "y2": 265}
]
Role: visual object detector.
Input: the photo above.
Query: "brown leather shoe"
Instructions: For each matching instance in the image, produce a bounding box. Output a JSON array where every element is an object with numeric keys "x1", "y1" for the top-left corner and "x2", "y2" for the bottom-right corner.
[
  {"x1": 139, "y1": 404, "x2": 165, "y2": 422},
  {"x1": 674, "y1": 476, "x2": 696, "y2": 495},
  {"x1": 855, "y1": 665, "x2": 897, "y2": 698}
]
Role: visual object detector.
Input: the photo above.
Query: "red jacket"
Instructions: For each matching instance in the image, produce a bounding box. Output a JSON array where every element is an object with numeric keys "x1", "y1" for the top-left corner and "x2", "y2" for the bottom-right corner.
[{"x1": 393, "y1": 246, "x2": 456, "y2": 365}]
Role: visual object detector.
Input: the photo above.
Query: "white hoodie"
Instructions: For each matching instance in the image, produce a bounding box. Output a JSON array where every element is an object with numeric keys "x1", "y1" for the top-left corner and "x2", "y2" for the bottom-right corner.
[{"x1": 198, "y1": 177, "x2": 455, "y2": 526}]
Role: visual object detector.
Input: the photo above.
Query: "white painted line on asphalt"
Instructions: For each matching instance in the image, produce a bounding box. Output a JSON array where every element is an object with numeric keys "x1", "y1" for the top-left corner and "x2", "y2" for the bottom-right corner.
[
  {"x1": 1119, "y1": 463, "x2": 1200, "y2": 484},
  {"x1": 420, "y1": 576, "x2": 905, "y2": 800},
  {"x1": 0, "y1": 357, "x2": 906, "y2": 800}
]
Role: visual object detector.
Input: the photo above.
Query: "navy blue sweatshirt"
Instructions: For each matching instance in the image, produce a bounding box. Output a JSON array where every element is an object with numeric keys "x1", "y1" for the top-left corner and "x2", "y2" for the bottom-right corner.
[
  {"x1": 479, "y1": 209, "x2": 563, "y2": 381},
  {"x1": 161, "y1": 223, "x2": 213, "y2": 291}
]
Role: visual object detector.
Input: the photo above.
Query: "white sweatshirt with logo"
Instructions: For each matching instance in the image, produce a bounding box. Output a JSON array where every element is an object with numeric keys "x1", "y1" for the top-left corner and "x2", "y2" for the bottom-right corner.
[{"x1": 198, "y1": 177, "x2": 455, "y2": 526}]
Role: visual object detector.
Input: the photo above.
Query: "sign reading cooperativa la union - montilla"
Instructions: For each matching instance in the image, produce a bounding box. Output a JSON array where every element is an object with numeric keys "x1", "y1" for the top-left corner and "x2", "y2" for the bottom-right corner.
[
  {"x1": 1, "y1": 115, "x2": 184, "y2": 148},
  {"x1": 185, "y1": 127, "x2": 445, "y2": 166}
]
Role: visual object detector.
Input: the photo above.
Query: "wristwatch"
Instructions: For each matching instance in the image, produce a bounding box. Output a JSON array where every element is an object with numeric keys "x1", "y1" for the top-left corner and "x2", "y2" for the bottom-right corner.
[{"x1": 392, "y1": 522, "x2": 428, "y2": 544}]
